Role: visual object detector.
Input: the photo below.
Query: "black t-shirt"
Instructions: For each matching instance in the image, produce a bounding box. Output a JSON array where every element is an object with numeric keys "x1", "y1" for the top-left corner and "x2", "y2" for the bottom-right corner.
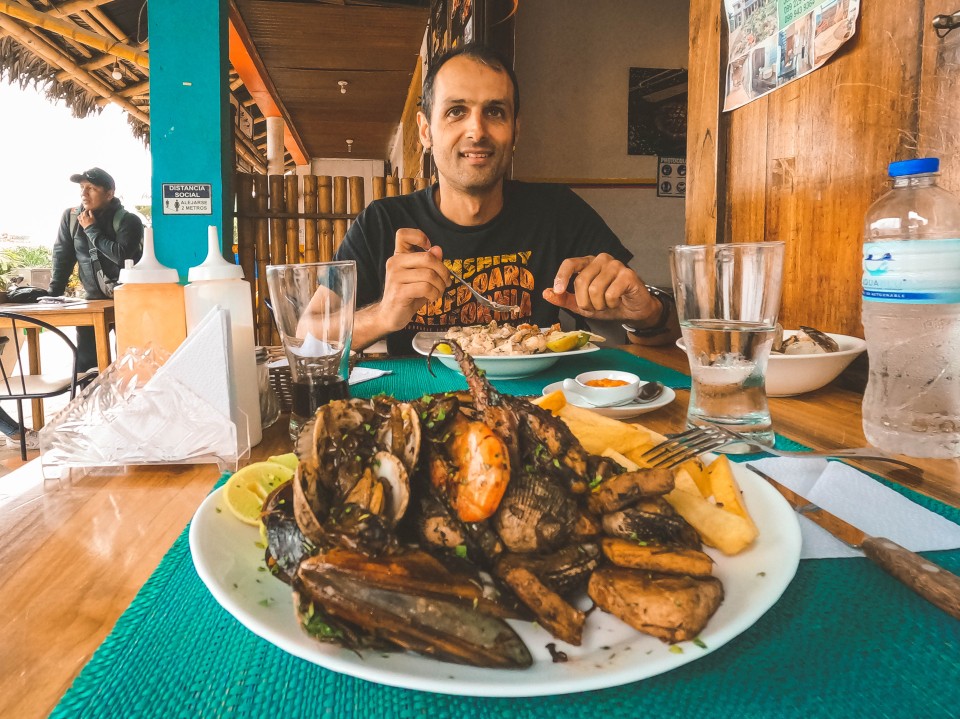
[{"x1": 335, "y1": 180, "x2": 633, "y2": 354}]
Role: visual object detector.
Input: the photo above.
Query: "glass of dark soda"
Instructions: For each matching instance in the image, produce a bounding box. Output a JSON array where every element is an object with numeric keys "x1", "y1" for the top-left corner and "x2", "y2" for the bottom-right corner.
[{"x1": 265, "y1": 261, "x2": 357, "y2": 440}]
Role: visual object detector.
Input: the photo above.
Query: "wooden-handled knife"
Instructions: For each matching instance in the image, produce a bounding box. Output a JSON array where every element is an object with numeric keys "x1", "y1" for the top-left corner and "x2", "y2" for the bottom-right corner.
[{"x1": 746, "y1": 463, "x2": 960, "y2": 621}]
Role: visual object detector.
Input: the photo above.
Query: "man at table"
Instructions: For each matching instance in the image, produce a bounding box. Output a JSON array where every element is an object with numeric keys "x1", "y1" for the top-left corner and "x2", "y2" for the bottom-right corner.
[
  {"x1": 333, "y1": 43, "x2": 676, "y2": 355},
  {"x1": 49, "y1": 168, "x2": 144, "y2": 371}
]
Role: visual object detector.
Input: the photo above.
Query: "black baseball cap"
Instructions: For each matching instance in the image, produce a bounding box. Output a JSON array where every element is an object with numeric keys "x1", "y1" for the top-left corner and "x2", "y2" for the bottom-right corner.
[{"x1": 70, "y1": 167, "x2": 115, "y2": 191}]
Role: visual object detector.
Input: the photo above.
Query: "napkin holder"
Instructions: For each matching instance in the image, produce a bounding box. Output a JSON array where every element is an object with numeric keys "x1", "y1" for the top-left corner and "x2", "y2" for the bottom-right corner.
[{"x1": 39, "y1": 307, "x2": 249, "y2": 480}]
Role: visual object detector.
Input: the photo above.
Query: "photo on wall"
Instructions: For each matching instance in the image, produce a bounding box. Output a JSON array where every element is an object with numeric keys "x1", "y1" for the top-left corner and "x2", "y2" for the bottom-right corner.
[
  {"x1": 627, "y1": 68, "x2": 688, "y2": 157},
  {"x1": 450, "y1": 0, "x2": 475, "y2": 45},
  {"x1": 429, "y1": 0, "x2": 448, "y2": 66}
]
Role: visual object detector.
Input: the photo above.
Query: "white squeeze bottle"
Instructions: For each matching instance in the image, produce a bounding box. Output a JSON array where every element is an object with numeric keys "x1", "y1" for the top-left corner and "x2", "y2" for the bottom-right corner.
[
  {"x1": 862, "y1": 157, "x2": 960, "y2": 458},
  {"x1": 185, "y1": 226, "x2": 262, "y2": 447}
]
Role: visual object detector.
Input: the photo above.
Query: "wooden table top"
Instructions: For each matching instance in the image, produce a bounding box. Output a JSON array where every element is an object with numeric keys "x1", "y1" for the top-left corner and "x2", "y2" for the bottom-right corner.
[{"x1": 1, "y1": 343, "x2": 957, "y2": 717}]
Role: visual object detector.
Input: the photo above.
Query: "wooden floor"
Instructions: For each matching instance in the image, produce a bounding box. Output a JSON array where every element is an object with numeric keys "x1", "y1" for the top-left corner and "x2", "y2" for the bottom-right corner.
[{"x1": 0, "y1": 443, "x2": 39, "y2": 476}]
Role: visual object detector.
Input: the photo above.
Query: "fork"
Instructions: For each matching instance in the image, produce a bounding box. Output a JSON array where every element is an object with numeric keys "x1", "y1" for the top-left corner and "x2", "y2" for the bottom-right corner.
[
  {"x1": 640, "y1": 424, "x2": 924, "y2": 472},
  {"x1": 412, "y1": 246, "x2": 521, "y2": 315}
]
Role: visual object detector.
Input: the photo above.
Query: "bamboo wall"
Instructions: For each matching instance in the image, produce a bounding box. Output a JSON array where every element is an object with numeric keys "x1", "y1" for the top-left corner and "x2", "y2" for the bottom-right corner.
[
  {"x1": 234, "y1": 172, "x2": 429, "y2": 344},
  {"x1": 686, "y1": 0, "x2": 960, "y2": 337}
]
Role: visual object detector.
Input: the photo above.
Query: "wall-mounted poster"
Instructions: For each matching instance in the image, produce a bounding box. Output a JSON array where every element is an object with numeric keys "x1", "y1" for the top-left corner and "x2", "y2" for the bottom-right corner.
[
  {"x1": 429, "y1": 0, "x2": 448, "y2": 67},
  {"x1": 723, "y1": 0, "x2": 861, "y2": 111},
  {"x1": 450, "y1": 0, "x2": 475, "y2": 46},
  {"x1": 627, "y1": 68, "x2": 688, "y2": 157}
]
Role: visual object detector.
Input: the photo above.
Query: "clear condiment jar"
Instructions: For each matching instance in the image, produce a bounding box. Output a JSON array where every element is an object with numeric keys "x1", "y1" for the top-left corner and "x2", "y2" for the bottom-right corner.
[{"x1": 256, "y1": 347, "x2": 280, "y2": 430}]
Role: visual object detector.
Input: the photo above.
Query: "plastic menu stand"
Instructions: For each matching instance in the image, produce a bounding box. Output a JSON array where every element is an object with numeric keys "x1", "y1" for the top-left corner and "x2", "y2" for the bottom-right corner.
[{"x1": 39, "y1": 307, "x2": 248, "y2": 480}]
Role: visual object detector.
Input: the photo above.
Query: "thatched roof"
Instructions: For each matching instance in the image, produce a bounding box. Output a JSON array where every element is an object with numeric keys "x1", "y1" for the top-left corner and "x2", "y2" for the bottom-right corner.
[
  {"x1": 0, "y1": 0, "x2": 152, "y2": 143},
  {"x1": 1, "y1": 0, "x2": 433, "y2": 170}
]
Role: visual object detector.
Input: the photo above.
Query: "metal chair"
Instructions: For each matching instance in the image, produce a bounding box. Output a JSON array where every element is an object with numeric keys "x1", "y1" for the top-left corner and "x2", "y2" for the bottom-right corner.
[{"x1": 0, "y1": 311, "x2": 89, "y2": 460}]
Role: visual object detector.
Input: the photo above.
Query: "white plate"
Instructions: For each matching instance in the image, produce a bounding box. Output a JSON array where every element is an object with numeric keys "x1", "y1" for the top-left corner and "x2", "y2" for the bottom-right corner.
[
  {"x1": 189, "y1": 463, "x2": 800, "y2": 698},
  {"x1": 412, "y1": 331, "x2": 600, "y2": 380},
  {"x1": 542, "y1": 380, "x2": 676, "y2": 419}
]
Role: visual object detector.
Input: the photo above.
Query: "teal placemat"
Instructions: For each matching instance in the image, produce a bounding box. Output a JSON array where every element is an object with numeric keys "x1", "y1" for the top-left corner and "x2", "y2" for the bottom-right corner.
[
  {"x1": 51, "y1": 468, "x2": 960, "y2": 718},
  {"x1": 350, "y1": 348, "x2": 691, "y2": 400}
]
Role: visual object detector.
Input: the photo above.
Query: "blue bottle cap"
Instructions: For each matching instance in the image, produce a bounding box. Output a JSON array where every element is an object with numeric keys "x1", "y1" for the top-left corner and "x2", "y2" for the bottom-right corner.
[{"x1": 888, "y1": 158, "x2": 939, "y2": 177}]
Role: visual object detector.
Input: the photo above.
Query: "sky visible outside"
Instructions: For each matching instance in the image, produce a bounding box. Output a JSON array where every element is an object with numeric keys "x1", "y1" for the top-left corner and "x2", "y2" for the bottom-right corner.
[{"x1": 0, "y1": 81, "x2": 152, "y2": 246}]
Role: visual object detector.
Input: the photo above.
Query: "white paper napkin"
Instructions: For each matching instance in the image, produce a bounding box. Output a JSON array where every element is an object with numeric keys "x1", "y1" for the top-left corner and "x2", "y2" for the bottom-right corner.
[
  {"x1": 348, "y1": 367, "x2": 392, "y2": 385},
  {"x1": 748, "y1": 457, "x2": 960, "y2": 560}
]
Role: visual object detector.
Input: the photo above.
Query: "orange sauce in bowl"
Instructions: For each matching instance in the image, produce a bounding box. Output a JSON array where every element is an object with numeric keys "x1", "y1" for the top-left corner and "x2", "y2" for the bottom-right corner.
[{"x1": 584, "y1": 378, "x2": 629, "y2": 388}]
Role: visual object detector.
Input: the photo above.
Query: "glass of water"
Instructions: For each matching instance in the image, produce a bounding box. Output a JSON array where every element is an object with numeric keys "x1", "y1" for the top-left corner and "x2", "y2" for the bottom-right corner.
[{"x1": 669, "y1": 242, "x2": 785, "y2": 446}]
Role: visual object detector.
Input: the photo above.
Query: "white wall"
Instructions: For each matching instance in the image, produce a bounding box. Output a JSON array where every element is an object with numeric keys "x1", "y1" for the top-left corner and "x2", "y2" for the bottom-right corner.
[{"x1": 513, "y1": 0, "x2": 689, "y2": 287}]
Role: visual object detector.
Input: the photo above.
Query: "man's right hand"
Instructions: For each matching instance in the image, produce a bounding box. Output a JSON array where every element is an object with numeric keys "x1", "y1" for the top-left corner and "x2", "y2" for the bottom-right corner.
[
  {"x1": 352, "y1": 229, "x2": 449, "y2": 349},
  {"x1": 372, "y1": 228, "x2": 449, "y2": 333}
]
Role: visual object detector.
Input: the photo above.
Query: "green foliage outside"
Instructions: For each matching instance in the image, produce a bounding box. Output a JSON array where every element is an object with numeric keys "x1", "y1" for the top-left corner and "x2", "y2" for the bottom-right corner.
[{"x1": 0, "y1": 245, "x2": 81, "y2": 295}]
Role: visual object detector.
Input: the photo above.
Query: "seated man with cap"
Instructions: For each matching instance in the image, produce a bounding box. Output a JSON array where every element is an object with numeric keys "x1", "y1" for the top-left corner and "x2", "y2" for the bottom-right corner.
[{"x1": 49, "y1": 167, "x2": 144, "y2": 371}]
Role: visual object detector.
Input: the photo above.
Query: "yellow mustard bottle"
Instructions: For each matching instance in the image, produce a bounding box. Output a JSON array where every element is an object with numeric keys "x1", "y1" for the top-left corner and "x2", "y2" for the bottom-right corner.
[{"x1": 114, "y1": 227, "x2": 186, "y2": 361}]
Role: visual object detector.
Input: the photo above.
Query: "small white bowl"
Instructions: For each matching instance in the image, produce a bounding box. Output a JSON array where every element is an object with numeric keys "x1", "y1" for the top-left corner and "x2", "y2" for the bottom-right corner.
[
  {"x1": 562, "y1": 370, "x2": 641, "y2": 407},
  {"x1": 676, "y1": 330, "x2": 867, "y2": 397}
]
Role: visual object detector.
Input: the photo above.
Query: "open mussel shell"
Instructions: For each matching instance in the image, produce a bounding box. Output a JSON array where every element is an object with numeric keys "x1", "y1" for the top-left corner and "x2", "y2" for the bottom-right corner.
[{"x1": 262, "y1": 480, "x2": 312, "y2": 584}]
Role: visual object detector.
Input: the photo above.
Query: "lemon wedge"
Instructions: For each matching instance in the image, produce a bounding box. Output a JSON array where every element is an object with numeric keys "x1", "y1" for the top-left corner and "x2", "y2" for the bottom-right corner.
[
  {"x1": 223, "y1": 461, "x2": 295, "y2": 526},
  {"x1": 434, "y1": 342, "x2": 454, "y2": 354},
  {"x1": 545, "y1": 332, "x2": 582, "y2": 353},
  {"x1": 267, "y1": 452, "x2": 299, "y2": 471}
]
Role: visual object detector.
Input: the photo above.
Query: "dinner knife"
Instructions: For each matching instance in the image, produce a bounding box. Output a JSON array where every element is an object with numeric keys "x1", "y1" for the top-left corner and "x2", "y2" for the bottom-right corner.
[{"x1": 746, "y1": 464, "x2": 960, "y2": 621}]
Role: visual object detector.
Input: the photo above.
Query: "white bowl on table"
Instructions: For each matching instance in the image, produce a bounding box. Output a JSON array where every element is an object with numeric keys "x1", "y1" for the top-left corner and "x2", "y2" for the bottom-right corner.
[
  {"x1": 676, "y1": 330, "x2": 867, "y2": 397},
  {"x1": 562, "y1": 370, "x2": 641, "y2": 407}
]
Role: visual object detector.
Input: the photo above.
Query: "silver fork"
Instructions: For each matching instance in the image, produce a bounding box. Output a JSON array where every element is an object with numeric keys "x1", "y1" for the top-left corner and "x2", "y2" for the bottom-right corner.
[
  {"x1": 640, "y1": 424, "x2": 924, "y2": 472},
  {"x1": 413, "y1": 246, "x2": 521, "y2": 315}
]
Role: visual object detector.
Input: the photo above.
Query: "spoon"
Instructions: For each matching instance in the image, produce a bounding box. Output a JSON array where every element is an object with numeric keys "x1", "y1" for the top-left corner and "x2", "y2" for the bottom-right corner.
[{"x1": 561, "y1": 380, "x2": 665, "y2": 408}]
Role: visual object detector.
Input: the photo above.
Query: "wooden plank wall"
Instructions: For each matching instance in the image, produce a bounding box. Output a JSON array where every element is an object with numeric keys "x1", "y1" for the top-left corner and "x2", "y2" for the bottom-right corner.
[{"x1": 687, "y1": 0, "x2": 958, "y2": 337}]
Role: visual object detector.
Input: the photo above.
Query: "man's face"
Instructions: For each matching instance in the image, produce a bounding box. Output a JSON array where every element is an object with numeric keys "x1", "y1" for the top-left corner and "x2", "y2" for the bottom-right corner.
[
  {"x1": 79, "y1": 181, "x2": 114, "y2": 211},
  {"x1": 419, "y1": 56, "x2": 518, "y2": 195}
]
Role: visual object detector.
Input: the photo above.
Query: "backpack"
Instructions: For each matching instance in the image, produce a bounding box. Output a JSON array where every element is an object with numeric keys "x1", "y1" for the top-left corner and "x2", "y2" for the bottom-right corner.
[{"x1": 69, "y1": 206, "x2": 128, "y2": 237}]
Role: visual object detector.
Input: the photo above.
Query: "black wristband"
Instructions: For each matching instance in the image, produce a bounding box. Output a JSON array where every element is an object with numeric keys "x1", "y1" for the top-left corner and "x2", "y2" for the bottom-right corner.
[{"x1": 624, "y1": 285, "x2": 674, "y2": 337}]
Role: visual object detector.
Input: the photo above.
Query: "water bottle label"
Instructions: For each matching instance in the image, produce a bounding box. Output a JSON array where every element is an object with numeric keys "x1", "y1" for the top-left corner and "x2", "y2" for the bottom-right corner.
[{"x1": 862, "y1": 239, "x2": 960, "y2": 303}]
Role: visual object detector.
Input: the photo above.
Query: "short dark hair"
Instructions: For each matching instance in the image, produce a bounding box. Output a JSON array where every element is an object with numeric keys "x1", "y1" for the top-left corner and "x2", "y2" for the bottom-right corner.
[{"x1": 421, "y1": 43, "x2": 520, "y2": 123}]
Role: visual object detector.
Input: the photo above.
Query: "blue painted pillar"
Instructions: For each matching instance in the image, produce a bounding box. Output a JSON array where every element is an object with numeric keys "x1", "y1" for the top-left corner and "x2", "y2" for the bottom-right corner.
[{"x1": 149, "y1": 0, "x2": 231, "y2": 278}]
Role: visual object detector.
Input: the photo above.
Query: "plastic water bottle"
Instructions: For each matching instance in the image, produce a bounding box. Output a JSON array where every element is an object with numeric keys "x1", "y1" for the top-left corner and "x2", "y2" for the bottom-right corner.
[{"x1": 861, "y1": 157, "x2": 960, "y2": 458}]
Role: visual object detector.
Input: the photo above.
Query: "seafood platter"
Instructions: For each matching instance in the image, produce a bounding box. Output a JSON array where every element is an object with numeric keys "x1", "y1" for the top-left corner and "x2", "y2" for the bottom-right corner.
[
  {"x1": 412, "y1": 321, "x2": 601, "y2": 379},
  {"x1": 191, "y1": 341, "x2": 800, "y2": 696}
]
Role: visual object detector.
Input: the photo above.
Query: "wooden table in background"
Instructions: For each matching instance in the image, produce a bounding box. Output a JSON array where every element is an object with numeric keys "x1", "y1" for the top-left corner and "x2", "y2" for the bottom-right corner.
[
  {"x1": 0, "y1": 300, "x2": 115, "y2": 429},
  {"x1": 2, "y1": 345, "x2": 958, "y2": 718}
]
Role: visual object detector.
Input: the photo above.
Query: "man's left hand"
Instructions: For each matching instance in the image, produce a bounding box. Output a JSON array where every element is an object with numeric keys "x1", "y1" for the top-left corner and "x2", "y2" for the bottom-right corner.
[{"x1": 542, "y1": 253, "x2": 660, "y2": 323}]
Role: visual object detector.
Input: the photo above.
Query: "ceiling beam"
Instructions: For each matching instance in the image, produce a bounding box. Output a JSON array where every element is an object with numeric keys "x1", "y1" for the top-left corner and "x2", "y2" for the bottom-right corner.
[
  {"x1": 0, "y1": 0, "x2": 149, "y2": 69},
  {"x1": 55, "y1": 39, "x2": 148, "y2": 81},
  {"x1": 0, "y1": 13, "x2": 149, "y2": 125},
  {"x1": 48, "y1": 0, "x2": 114, "y2": 16},
  {"x1": 228, "y1": 2, "x2": 308, "y2": 165}
]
